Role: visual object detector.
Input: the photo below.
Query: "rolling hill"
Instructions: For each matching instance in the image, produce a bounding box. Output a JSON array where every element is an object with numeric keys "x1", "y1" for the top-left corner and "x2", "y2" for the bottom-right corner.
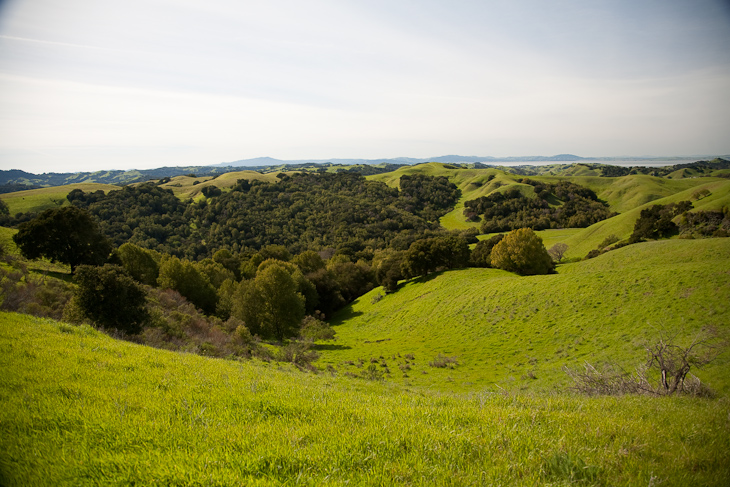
[
  {"x1": 320, "y1": 238, "x2": 730, "y2": 395},
  {"x1": 1, "y1": 311, "x2": 728, "y2": 486}
]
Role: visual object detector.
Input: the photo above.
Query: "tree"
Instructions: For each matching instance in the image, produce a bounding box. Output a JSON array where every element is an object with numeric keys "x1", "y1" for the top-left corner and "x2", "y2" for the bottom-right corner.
[
  {"x1": 401, "y1": 235, "x2": 470, "y2": 279},
  {"x1": 13, "y1": 206, "x2": 112, "y2": 274},
  {"x1": 157, "y1": 256, "x2": 217, "y2": 314},
  {"x1": 547, "y1": 243, "x2": 568, "y2": 263},
  {"x1": 73, "y1": 264, "x2": 148, "y2": 334},
  {"x1": 490, "y1": 228, "x2": 554, "y2": 275},
  {"x1": 116, "y1": 243, "x2": 159, "y2": 286},
  {"x1": 232, "y1": 262, "x2": 305, "y2": 340},
  {"x1": 630, "y1": 201, "x2": 693, "y2": 242},
  {"x1": 470, "y1": 234, "x2": 504, "y2": 267}
]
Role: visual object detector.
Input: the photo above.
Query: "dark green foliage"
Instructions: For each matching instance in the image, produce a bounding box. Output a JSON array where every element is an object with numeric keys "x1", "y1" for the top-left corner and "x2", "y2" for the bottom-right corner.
[
  {"x1": 470, "y1": 234, "x2": 504, "y2": 267},
  {"x1": 327, "y1": 259, "x2": 375, "y2": 303},
  {"x1": 193, "y1": 173, "x2": 436, "y2": 255},
  {"x1": 630, "y1": 201, "x2": 692, "y2": 242},
  {"x1": 64, "y1": 173, "x2": 449, "y2": 259},
  {"x1": 116, "y1": 243, "x2": 160, "y2": 286},
  {"x1": 401, "y1": 235, "x2": 470, "y2": 279},
  {"x1": 679, "y1": 208, "x2": 730, "y2": 238},
  {"x1": 292, "y1": 250, "x2": 326, "y2": 274},
  {"x1": 157, "y1": 256, "x2": 218, "y2": 314},
  {"x1": 396, "y1": 174, "x2": 461, "y2": 221},
  {"x1": 490, "y1": 228, "x2": 554, "y2": 276},
  {"x1": 231, "y1": 262, "x2": 306, "y2": 341},
  {"x1": 464, "y1": 181, "x2": 614, "y2": 232},
  {"x1": 0, "y1": 198, "x2": 9, "y2": 215},
  {"x1": 73, "y1": 264, "x2": 148, "y2": 334},
  {"x1": 375, "y1": 251, "x2": 406, "y2": 293},
  {"x1": 212, "y1": 249, "x2": 241, "y2": 279},
  {"x1": 68, "y1": 183, "x2": 200, "y2": 258},
  {"x1": 304, "y1": 268, "x2": 346, "y2": 316},
  {"x1": 201, "y1": 186, "x2": 222, "y2": 198},
  {"x1": 13, "y1": 206, "x2": 112, "y2": 273}
]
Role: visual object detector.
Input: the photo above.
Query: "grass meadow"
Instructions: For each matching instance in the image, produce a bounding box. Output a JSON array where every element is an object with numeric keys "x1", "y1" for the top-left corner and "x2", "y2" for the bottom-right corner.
[
  {"x1": 1, "y1": 312, "x2": 729, "y2": 486},
  {"x1": 322, "y1": 239, "x2": 730, "y2": 395},
  {"x1": 0, "y1": 184, "x2": 119, "y2": 215}
]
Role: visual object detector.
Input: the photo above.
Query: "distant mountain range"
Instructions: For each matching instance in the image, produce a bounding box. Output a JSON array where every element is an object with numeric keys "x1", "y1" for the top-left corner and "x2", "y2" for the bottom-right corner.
[
  {"x1": 212, "y1": 154, "x2": 589, "y2": 167},
  {"x1": 1, "y1": 154, "x2": 727, "y2": 191}
]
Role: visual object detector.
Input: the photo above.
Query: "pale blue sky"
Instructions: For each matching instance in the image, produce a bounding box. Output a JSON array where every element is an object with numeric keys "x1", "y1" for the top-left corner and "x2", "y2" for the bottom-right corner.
[{"x1": 1, "y1": 0, "x2": 729, "y2": 172}]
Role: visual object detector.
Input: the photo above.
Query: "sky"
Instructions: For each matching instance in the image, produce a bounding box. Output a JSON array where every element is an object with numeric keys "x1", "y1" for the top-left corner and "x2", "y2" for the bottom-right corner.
[{"x1": 1, "y1": 0, "x2": 729, "y2": 173}]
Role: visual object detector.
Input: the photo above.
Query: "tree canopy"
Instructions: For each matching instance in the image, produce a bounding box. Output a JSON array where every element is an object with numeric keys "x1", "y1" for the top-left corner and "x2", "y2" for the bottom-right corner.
[
  {"x1": 490, "y1": 228, "x2": 554, "y2": 276},
  {"x1": 13, "y1": 206, "x2": 112, "y2": 273}
]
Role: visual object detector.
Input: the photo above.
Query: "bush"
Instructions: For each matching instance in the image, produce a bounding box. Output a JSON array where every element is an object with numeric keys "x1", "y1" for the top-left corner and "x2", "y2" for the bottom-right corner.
[
  {"x1": 74, "y1": 264, "x2": 149, "y2": 334},
  {"x1": 490, "y1": 228, "x2": 554, "y2": 275}
]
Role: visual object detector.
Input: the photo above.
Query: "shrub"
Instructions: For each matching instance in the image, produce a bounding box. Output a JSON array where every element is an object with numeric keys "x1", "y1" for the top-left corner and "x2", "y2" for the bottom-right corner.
[
  {"x1": 74, "y1": 264, "x2": 149, "y2": 334},
  {"x1": 429, "y1": 354, "x2": 458, "y2": 368},
  {"x1": 490, "y1": 228, "x2": 554, "y2": 275}
]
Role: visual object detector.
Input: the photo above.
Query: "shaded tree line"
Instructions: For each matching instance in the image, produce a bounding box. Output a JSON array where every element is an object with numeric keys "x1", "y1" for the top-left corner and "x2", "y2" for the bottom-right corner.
[{"x1": 463, "y1": 180, "x2": 614, "y2": 233}]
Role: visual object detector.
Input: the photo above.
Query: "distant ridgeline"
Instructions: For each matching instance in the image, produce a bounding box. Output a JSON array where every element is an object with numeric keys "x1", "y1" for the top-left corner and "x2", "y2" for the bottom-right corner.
[
  {"x1": 1, "y1": 157, "x2": 728, "y2": 192},
  {"x1": 0, "y1": 163, "x2": 411, "y2": 191},
  {"x1": 66, "y1": 172, "x2": 462, "y2": 259}
]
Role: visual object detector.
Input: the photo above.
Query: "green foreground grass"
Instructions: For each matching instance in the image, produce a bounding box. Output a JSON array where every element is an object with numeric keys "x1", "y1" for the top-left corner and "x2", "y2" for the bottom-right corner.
[
  {"x1": 1, "y1": 312, "x2": 729, "y2": 486},
  {"x1": 322, "y1": 239, "x2": 730, "y2": 395}
]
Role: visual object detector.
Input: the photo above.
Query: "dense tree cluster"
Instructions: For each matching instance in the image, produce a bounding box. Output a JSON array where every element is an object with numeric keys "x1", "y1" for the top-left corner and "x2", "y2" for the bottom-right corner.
[
  {"x1": 67, "y1": 173, "x2": 460, "y2": 259},
  {"x1": 463, "y1": 180, "x2": 614, "y2": 233},
  {"x1": 679, "y1": 209, "x2": 730, "y2": 238},
  {"x1": 396, "y1": 174, "x2": 461, "y2": 221},
  {"x1": 68, "y1": 184, "x2": 199, "y2": 258},
  {"x1": 630, "y1": 201, "x2": 693, "y2": 242}
]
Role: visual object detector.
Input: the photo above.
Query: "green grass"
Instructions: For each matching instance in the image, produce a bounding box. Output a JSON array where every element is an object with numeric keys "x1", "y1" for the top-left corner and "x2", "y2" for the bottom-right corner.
[
  {"x1": 0, "y1": 184, "x2": 119, "y2": 215},
  {"x1": 1, "y1": 312, "x2": 729, "y2": 486},
  {"x1": 157, "y1": 171, "x2": 283, "y2": 201},
  {"x1": 0, "y1": 226, "x2": 18, "y2": 254},
  {"x1": 321, "y1": 239, "x2": 730, "y2": 395}
]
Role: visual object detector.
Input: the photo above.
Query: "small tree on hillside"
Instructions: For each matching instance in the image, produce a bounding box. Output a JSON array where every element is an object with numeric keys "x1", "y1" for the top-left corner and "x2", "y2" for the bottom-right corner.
[
  {"x1": 547, "y1": 243, "x2": 568, "y2": 263},
  {"x1": 13, "y1": 206, "x2": 111, "y2": 274},
  {"x1": 232, "y1": 262, "x2": 305, "y2": 341},
  {"x1": 490, "y1": 228, "x2": 554, "y2": 275},
  {"x1": 73, "y1": 264, "x2": 148, "y2": 334}
]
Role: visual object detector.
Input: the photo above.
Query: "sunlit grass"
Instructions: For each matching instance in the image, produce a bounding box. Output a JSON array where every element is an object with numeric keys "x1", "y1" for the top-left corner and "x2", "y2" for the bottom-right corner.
[
  {"x1": 1, "y1": 312, "x2": 729, "y2": 486},
  {"x1": 323, "y1": 239, "x2": 730, "y2": 395}
]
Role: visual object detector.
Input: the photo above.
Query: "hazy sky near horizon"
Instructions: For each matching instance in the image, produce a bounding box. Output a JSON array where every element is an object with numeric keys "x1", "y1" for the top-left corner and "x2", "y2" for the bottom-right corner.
[{"x1": 1, "y1": 0, "x2": 729, "y2": 173}]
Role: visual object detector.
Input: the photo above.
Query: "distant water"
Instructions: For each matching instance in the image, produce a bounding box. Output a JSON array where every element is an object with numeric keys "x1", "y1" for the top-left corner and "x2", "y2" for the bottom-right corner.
[{"x1": 498, "y1": 158, "x2": 705, "y2": 168}]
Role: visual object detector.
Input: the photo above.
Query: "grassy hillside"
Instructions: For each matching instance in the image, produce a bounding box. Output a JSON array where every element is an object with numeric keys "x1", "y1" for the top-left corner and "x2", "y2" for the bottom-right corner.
[
  {"x1": 156, "y1": 170, "x2": 280, "y2": 200},
  {"x1": 559, "y1": 179, "x2": 730, "y2": 259},
  {"x1": 369, "y1": 163, "x2": 728, "y2": 233},
  {"x1": 0, "y1": 183, "x2": 119, "y2": 215},
  {"x1": 1, "y1": 312, "x2": 729, "y2": 486},
  {"x1": 321, "y1": 239, "x2": 730, "y2": 395}
]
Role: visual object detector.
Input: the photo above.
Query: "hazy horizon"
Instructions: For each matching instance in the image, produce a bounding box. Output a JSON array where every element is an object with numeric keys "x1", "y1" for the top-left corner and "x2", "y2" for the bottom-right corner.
[{"x1": 1, "y1": 0, "x2": 729, "y2": 173}]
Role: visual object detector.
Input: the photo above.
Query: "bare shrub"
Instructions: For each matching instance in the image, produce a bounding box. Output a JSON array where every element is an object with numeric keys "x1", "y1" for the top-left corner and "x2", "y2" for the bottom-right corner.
[
  {"x1": 547, "y1": 243, "x2": 568, "y2": 263},
  {"x1": 566, "y1": 327, "x2": 724, "y2": 397},
  {"x1": 429, "y1": 354, "x2": 458, "y2": 368}
]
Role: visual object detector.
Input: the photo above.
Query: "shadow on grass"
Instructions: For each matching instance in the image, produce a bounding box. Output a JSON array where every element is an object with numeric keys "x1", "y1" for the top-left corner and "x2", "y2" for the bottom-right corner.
[
  {"x1": 29, "y1": 268, "x2": 73, "y2": 283},
  {"x1": 328, "y1": 310, "x2": 363, "y2": 327},
  {"x1": 312, "y1": 343, "x2": 352, "y2": 351}
]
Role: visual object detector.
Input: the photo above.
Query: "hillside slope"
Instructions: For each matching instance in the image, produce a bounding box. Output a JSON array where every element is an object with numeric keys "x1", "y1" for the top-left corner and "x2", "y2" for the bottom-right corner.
[
  {"x1": 0, "y1": 183, "x2": 119, "y2": 215},
  {"x1": 321, "y1": 239, "x2": 730, "y2": 394},
  {"x1": 1, "y1": 312, "x2": 729, "y2": 486}
]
